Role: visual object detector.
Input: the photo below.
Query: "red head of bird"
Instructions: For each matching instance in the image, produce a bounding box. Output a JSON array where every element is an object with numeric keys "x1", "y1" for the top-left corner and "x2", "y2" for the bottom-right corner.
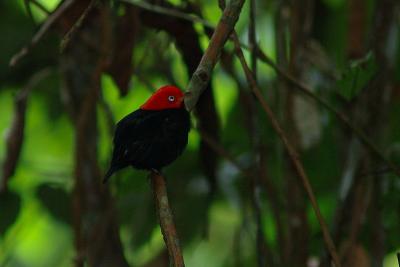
[{"x1": 141, "y1": 85, "x2": 185, "y2": 111}]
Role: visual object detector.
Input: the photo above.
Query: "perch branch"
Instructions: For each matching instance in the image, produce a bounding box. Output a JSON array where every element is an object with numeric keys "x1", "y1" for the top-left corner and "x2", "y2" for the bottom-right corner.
[
  {"x1": 231, "y1": 33, "x2": 342, "y2": 267},
  {"x1": 184, "y1": 0, "x2": 245, "y2": 110},
  {"x1": 150, "y1": 171, "x2": 185, "y2": 267}
]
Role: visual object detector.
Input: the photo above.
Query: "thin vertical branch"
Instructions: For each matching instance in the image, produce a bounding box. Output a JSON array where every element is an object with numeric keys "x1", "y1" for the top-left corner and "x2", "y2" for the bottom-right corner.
[
  {"x1": 231, "y1": 33, "x2": 342, "y2": 267},
  {"x1": 249, "y1": 0, "x2": 257, "y2": 76},
  {"x1": 285, "y1": 1, "x2": 312, "y2": 264},
  {"x1": 248, "y1": 0, "x2": 271, "y2": 265},
  {"x1": 273, "y1": 3, "x2": 290, "y2": 264},
  {"x1": 150, "y1": 171, "x2": 185, "y2": 267}
]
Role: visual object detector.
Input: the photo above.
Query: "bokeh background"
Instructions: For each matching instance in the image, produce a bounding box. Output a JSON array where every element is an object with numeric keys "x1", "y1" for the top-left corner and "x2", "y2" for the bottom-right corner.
[{"x1": 1, "y1": 0, "x2": 400, "y2": 266}]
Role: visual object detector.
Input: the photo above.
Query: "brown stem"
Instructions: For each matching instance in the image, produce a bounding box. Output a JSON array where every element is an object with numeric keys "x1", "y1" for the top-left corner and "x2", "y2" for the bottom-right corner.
[
  {"x1": 231, "y1": 33, "x2": 342, "y2": 267},
  {"x1": 184, "y1": 0, "x2": 245, "y2": 111},
  {"x1": 150, "y1": 171, "x2": 185, "y2": 267}
]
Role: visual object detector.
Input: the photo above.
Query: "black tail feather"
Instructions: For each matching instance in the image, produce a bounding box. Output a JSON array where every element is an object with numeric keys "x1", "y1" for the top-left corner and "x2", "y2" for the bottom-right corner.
[{"x1": 103, "y1": 166, "x2": 117, "y2": 184}]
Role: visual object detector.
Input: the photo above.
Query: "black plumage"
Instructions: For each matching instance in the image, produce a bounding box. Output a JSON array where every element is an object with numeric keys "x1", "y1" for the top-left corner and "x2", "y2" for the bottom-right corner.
[{"x1": 103, "y1": 108, "x2": 190, "y2": 182}]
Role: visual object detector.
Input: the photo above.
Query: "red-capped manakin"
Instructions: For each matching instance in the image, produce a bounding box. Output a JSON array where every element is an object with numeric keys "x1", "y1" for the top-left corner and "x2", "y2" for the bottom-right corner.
[{"x1": 103, "y1": 85, "x2": 190, "y2": 183}]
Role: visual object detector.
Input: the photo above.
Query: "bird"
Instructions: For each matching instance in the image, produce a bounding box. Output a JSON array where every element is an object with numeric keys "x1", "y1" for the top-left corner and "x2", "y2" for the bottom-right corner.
[{"x1": 103, "y1": 85, "x2": 191, "y2": 183}]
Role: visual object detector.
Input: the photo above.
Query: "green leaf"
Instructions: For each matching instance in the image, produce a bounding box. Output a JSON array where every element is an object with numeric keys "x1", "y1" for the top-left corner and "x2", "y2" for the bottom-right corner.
[{"x1": 337, "y1": 51, "x2": 378, "y2": 100}]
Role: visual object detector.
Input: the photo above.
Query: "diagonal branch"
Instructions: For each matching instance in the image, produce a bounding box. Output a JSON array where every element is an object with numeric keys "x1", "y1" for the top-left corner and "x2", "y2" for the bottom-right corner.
[
  {"x1": 184, "y1": 0, "x2": 245, "y2": 111},
  {"x1": 231, "y1": 33, "x2": 342, "y2": 267},
  {"x1": 9, "y1": 0, "x2": 75, "y2": 67}
]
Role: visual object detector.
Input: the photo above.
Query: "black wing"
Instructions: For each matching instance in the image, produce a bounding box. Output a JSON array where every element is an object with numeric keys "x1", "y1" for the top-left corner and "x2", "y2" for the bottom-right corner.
[
  {"x1": 104, "y1": 108, "x2": 190, "y2": 182},
  {"x1": 112, "y1": 109, "x2": 174, "y2": 166}
]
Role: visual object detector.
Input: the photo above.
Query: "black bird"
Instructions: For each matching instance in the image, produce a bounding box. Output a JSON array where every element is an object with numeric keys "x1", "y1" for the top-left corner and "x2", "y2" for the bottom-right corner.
[{"x1": 104, "y1": 85, "x2": 190, "y2": 183}]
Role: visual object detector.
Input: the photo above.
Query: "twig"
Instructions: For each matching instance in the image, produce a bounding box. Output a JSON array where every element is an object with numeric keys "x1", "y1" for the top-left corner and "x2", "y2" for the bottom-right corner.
[
  {"x1": 184, "y1": 0, "x2": 245, "y2": 111},
  {"x1": 254, "y1": 47, "x2": 400, "y2": 178},
  {"x1": 9, "y1": 0, "x2": 75, "y2": 67},
  {"x1": 247, "y1": 0, "x2": 270, "y2": 265},
  {"x1": 231, "y1": 33, "x2": 342, "y2": 267},
  {"x1": 60, "y1": 0, "x2": 99, "y2": 52},
  {"x1": 1, "y1": 68, "x2": 52, "y2": 194},
  {"x1": 119, "y1": 0, "x2": 214, "y2": 29},
  {"x1": 149, "y1": 171, "x2": 185, "y2": 267},
  {"x1": 249, "y1": 0, "x2": 257, "y2": 77}
]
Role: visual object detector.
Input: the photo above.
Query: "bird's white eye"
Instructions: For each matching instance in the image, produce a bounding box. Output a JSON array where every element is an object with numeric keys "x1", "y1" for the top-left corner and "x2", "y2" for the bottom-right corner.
[{"x1": 168, "y1": 95, "x2": 175, "y2": 102}]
